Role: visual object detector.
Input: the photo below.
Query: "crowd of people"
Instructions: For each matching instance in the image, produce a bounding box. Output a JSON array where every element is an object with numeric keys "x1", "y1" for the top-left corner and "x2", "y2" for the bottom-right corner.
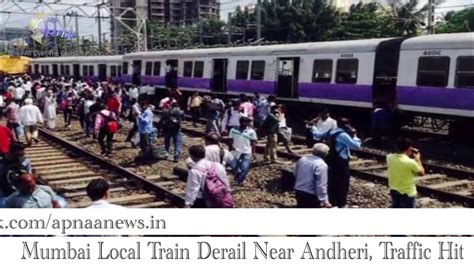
[{"x1": 0, "y1": 73, "x2": 425, "y2": 209}]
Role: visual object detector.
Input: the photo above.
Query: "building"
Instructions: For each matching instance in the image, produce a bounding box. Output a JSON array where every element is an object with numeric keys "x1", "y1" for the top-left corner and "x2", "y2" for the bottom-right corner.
[
  {"x1": 112, "y1": 0, "x2": 219, "y2": 28},
  {"x1": 332, "y1": 0, "x2": 388, "y2": 11},
  {"x1": 0, "y1": 27, "x2": 29, "y2": 41},
  {"x1": 111, "y1": 0, "x2": 219, "y2": 51}
]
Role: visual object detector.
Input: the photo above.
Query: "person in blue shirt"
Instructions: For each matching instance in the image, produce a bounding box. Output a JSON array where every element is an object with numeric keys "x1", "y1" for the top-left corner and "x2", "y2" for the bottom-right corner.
[
  {"x1": 312, "y1": 118, "x2": 361, "y2": 208},
  {"x1": 138, "y1": 103, "x2": 155, "y2": 158}
]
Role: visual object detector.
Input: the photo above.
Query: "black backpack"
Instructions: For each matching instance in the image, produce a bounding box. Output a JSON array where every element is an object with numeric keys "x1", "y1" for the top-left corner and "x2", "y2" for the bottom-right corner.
[
  {"x1": 323, "y1": 130, "x2": 344, "y2": 163},
  {"x1": 161, "y1": 108, "x2": 182, "y2": 133},
  {"x1": 0, "y1": 158, "x2": 29, "y2": 196}
]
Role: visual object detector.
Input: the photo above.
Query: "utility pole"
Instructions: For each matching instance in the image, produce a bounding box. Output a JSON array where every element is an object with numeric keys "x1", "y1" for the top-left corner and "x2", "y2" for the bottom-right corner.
[
  {"x1": 257, "y1": 0, "x2": 261, "y2": 40},
  {"x1": 54, "y1": 14, "x2": 59, "y2": 56},
  {"x1": 74, "y1": 11, "x2": 80, "y2": 54},
  {"x1": 111, "y1": 3, "x2": 118, "y2": 54},
  {"x1": 428, "y1": 0, "x2": 436, "y2": 34},
  {"x1": 97, "y1": 3, "x2": 102, "y2": 51},
  {"x1": 227, "y1": 12, "x2": 232, "y2": 45},
  {"x1": 199, "y1": 19, "x2": 203, "y2": 46}
]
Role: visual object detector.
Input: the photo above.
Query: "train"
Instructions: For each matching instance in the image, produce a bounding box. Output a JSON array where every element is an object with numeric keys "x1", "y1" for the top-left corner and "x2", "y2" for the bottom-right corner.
[{"x1": 29, "y1": 32, "x2": 474, "y2": 137}]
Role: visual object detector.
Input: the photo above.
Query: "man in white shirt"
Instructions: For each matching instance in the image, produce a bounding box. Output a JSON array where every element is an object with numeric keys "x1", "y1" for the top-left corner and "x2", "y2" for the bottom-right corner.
[
  {"x1": 128, "y1": 85, "x2": 139, "y2": 104},
  {"x1": 186, "y1": 133, "x2": 234, "y2": 169},
  {"x1": 185, "y1": 145, "x2": 230, "y2": 208},
  {"x1": 229, "y1": 117, "x2": 257, "y2": 185},
  {"x1": 19, "y1": 98, "x2": 43, "y2": 146},
  {"x1": 86, "y1": 179, "x2": 124, "y2": 209},
  {"x1": 14, "y1": 84, "x2": 25, "y2": 105},
  {"x1": 306, "y1": 109, "x2": 337, "y2": 145}
]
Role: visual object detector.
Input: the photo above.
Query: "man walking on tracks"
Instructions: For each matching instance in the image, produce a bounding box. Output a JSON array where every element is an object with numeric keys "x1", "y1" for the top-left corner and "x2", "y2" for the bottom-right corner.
[
  {"x1": 294, "y1": 143, "x2": 332, "y2": 208},
  {"x1": 138, "y1": 103, "x2": 155, "y2": 159},
  {"x1": 387, "y1": 138, "x2": 425, "y2": 208},
  {"x1": 184, "y1": 145, "x2": 231, "y2": 208},
  {"x1": 19, "y1": 98, "x2": 43, "y2": 146},
  {"x1": 160, "y1": 102, "x2": 184, "y2": 162},
  {"x1": 229, "y1": 117, "x2": 257, "y2": 185},
  {"x1": 312, "y1": 118, "x2": 361, "y2": 208}
]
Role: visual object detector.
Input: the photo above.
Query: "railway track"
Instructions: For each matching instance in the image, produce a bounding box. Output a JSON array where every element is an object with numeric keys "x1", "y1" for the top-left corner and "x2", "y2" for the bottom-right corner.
[
  {"x1": 172, "y1": 116, "x2": 473, "y2": 207},
  {"x1": 25, "y1": 127, "x2": 185, "y2": 208}
]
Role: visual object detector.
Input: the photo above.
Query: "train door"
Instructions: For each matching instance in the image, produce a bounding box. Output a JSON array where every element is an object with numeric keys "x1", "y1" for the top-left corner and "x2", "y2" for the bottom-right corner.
[
  {"x1": 98, "y1": 64, "x2": 107, "y2": 81},
  {"x1": 73, "y1": 64, "x2": 80, "y2": 80},
  {"x1": 211, "y1": 59, "x2": 228, "y2": 92},
  {"x1": 276, "y1": 57, "x2": 299, "y2": 98},
  {"x1": 52, "y1": 64, "x2": 58, "y2": 77},
  {"x1": 34, "y1": 64, "x2": 39, "y2": 74},
  {"x1": 132, "y1": 60, "x2": 142, "y2": 85},
  {"x1": 372, "y1": 38, "x2": 404, "y2": 108}
]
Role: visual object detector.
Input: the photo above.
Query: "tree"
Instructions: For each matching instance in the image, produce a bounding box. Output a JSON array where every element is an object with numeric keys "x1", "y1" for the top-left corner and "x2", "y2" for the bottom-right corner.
[
  {"x1": 324, "y1": 3, "x2": 397, "y2": 40},
  {"x1": 437, "y1": 8, "x2": 474, "y2": 33}
]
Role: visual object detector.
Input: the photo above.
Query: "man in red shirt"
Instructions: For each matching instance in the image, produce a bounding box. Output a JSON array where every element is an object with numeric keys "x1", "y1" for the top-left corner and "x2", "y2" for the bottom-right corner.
[{"x1": 0, "y1": 124, "x2": 16, "y2": 156}]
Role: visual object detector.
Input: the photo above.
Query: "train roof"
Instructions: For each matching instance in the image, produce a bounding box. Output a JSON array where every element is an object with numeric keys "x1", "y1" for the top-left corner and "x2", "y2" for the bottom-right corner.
[
  {"x1": 401, "y1": 32, "x2": 474, "y2": 50},
  {"x1": 124, "y1": 38, "x2": 394, "y2": 59},
  {"x1": 32, "y1": 55, "x2": 123, "y2": 63}
]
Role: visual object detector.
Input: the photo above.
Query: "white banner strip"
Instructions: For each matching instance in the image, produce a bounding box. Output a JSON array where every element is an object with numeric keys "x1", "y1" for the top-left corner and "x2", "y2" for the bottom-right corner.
[
  {"x1": 1, "y1": 237, "x2": 472, "y2": 266},
  {"x1": 0, "y1": 209, "x2": 472, "y2": 236}
]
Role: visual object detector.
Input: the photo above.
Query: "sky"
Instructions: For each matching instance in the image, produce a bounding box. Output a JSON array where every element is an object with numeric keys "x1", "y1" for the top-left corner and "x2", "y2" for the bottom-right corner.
[{"x1": 0, "y1": 0, "x2": 472, "y2": 39}]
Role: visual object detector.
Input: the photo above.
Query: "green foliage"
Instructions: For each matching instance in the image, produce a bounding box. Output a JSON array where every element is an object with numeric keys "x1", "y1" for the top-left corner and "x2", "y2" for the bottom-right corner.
[
  {"x1": 325, "y1": 3, "x2": 397, "y2": 40},
  {"x1": 437, "y1": 8, "x2": 474, "y2": 33}
]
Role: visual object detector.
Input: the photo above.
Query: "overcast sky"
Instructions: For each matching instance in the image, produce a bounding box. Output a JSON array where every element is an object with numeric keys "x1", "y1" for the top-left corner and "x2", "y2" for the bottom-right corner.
[{"x1": 0, "y1": 0, "x2": 472, "y2": 39}]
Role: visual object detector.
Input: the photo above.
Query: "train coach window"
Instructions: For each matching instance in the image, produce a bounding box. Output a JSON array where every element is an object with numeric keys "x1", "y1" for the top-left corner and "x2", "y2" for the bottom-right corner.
[
  {"x1": 44, "y1": 65, "x2": 50, "y2": 75},
  {"x1": 34, "y1": 64, "x2": 39, "y2": 73},
  {"x1": 455, "y1": 56, "x2": 474, "y2": 88},
  {"x1": 82, "y1": 65, "x2": 88, "y2": 76},
  {"x1": 65, "y1": 65, "x2": 70, "y2": 76},
  {"x1": 194, "y1": 61, "x2": 204, "y2": 78},
  {"x1": 111, "y1": 65, "x2": 117, "y2": 77},
  {"x1": 236, "y1": 61, "x2": 249, "y2": 80},
  {"x1": 122, "y1": 62, "x2": 129, "y2": 75},
  {"x1": 183, "y1": 61, "x2": 193, "y2": 77},
  {"x1": 251, "y1": 61, "x2": 265, "y2": 80},
  {"x1": 417, "y1": 57, "x2": 450, "y2": 87},
  {"x1": 336, "y1": 59, "x2": 358, "y2": 84},
  {"x1": 60, "y1": 65, "x2": 65, "y2": 75},
  {"x1": 145, "y1": 62, "x2": 153, "y2": 76},
  {"x1": 153, "y1": 62, "x2": 161, "y2": 76},
  {"x1": 89, "y1": 65, "x2": 94, "y2": 76},
  {"x1": 312, "y1": 59, "x2": 333, "y2": 83}
]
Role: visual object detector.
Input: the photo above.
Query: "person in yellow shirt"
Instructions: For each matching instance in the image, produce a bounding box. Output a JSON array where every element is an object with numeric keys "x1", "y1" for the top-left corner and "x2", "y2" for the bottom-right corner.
[{"x1": 386, "y1": 138, "x2": 425, "y2": 208}]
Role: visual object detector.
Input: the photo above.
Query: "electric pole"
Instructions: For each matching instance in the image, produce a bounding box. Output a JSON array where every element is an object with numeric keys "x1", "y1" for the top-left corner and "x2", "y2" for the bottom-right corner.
[
  {"x1": 74, "y1": 11, "x2": 80, "y2": 54},
  {"x1": 257, "y1": 0, "x2": 261, "y2": 40},
  {"x1": 227, "y1": 12, "x2": 232, "y2": 45},
  {"x1": 97, "y1": 3, "x2": 102, "y2": 51},
  {"x1": 428, "y1": 0, "x2": 436, "y2": 34}
]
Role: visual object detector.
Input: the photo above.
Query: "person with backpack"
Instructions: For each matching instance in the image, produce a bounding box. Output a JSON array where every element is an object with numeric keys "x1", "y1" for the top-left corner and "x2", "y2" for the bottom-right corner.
[
  {"x1": 94, "y1": 106, "x2": 119, "y2": 156},
  {"x1": 220, "y1": 99, "x2": 244, "y2": 135},
  {"x1": 312, "y1": 118, "x2": 361, "y2": 208},
  {"x1": 83, "y1": 94, "x2": 95, "y2": 138},
  {"x1": 125, "y1": 99, "x2": 142, "y2": 146},
  {"x1": 261, "y1": 105, "x2": 280, "y2": 163},
  {"x1": 0, "y1": 142, "x2": 32, "y2": 207},
  {"x1": 61, "y1": 91, "x2": 74, "y2": 128},
  {"x1": 187, "y1": 133, "x2": 234, "y2": 169},
  {"x1": 204, "y1": 93, "x2": 225, "y2": 135},
  {"x1": 160, "y1": 102, "x2": 184, "y2": 162},
  {"x1": 184, "y1": 145, "x2": 232, "y2": 208},
  {"x1": 229, "y1": 117, "x2": 258, "y2": 185},
  {"x1": 138, "y1": 103, "x2": 155, "y2": 159}
]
